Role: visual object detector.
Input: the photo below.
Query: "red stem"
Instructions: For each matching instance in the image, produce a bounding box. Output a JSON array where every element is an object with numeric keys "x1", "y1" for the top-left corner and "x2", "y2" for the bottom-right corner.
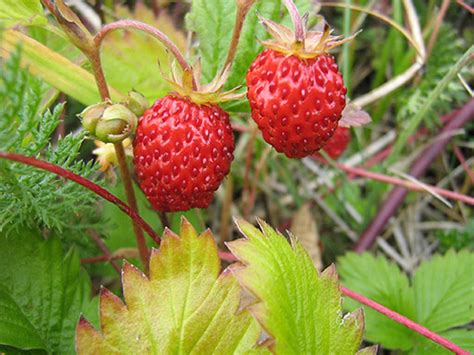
[
  {"x1": 363, "y1": 112, "x2": 457, "y2": 168},
  {"x1": 0, "y1": 151, "x2": 161, "y2": 244},
  {"x1": 355, "y1": 99, "x2": 474, "y2": 252},
  {"x1": 283, "y1": 0, "x2": 305, "y2": 44},
  {"x1": 216, "y1": 251, "x2": 469, "y2": 353},
  {"x1": 94, "y1": 20, "x2": 196, "y2": 90},
  {"x1": 336, "y1": 163, "x2": 474, "y2": 205},
  {"x1": 88, "y1": 230, "x2": 121, "y2": 274},
  {"x1": 453, "y1": 145, "x2": 474, "y2": 183},
  {"x1": 341, "y1": 287, "x2": 470, "y2": 354},
  {"x1": 6, "y1": 145, "x2": 466, "y2": 353}
]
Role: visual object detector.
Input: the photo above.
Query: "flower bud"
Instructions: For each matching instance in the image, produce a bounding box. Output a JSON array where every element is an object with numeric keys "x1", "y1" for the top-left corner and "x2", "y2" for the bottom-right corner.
[
  {"x1": 78, "y1": 102, "x2": 110, "y2": 133},
  {"x1": 125, "y1": 91, "x2": 149, "y2": 117},
  {"x1": 95, "y1": 104, "x2": 138, "y2": 143}
]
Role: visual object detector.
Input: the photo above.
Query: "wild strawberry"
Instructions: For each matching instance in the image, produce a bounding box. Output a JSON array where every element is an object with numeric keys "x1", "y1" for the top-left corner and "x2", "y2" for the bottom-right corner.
[
  {"x1": 317, "y1": 126, "x2": 351, "y2": 160},
  {"x1": 133, "y1": 95, "x2": 234, "y2": 212},
  {"x1": 246, "y1": 7, "x2": 356, "y2": 158}
]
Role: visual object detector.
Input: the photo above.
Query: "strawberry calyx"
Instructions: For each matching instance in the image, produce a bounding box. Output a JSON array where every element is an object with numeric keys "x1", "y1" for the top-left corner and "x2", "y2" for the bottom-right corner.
[
  {"x1": 259, "y1": 13, "x2": 358, "y2": 59},
  {"x1": 163, "y1": 61, "x2": 244, "y2": 106}
]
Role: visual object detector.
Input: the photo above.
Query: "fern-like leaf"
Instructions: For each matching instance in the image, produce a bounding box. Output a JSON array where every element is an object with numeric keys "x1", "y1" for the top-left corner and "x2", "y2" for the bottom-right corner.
[{"x1": 0, "y1": 49, "x2": 100, "y2": 241}]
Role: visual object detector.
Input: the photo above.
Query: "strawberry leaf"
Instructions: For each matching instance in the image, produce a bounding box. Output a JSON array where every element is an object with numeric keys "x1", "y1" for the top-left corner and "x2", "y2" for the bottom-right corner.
[
  {"x1": 0, "y1": 229, "x2": 91, "y2": 353},
  {"x1": 337, "y1": 252, "x2": 416, "y2": 350},
  {"x1": 0, "y1": 0, "x2": 47, "y2": 27},
  {"x1": 338, "y1": 250, "x2": 474, "y2": 352},
  {"x1": 76, "y1": 218, "x2": 261, "y2": 354},
  {"x1": 228, "y1": 219, "x2": 368, "y2": 353}
]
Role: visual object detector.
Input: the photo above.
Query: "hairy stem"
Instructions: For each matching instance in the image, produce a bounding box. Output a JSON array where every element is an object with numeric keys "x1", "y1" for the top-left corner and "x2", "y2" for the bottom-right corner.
[
  {"x1": 158, "y1": 211, "x2": 169, "y2": 229},
  {"x1": 87, "y1": 49, "x2": 111, "y2": 100},
  {"x1": 88, "y1": 229, "x2": 121, "y2": 274},
  {"x1": 341, "y1": 0, "x2": 352, "y2": 96},
  {"x1": 242, "y1": 126, "x2": 259, "y2": 220},
  {"x1": 41, "y1": 0, "x2": 151, "y2": 271},
  {"x1": 223, "y1": 0, "x2": 257, "y2": 70},
  {"x1": 87, "y1": 46, "x2": 149, "y2": 272},
  {"x1": 219, "y1": 176, "x2": 234, "y2": 249},
  {"x1": 114, "y1": 142, "x2": 150, "y2": 272},
  {"x1": 283, "y1": 0, "x2": 305, "y2": 44},
  {"x1": 0, "y1": 151, "x2": 161, "y2": 244},
  {"x1": 336, "y1": 163, "x2": 474, "y2": 206},
  {"x1": 94, "y1": 19, "x2": 197, "y2": 89},
  {"x1": 341, "y1": 287, "x2": 470, "y2": 354}
]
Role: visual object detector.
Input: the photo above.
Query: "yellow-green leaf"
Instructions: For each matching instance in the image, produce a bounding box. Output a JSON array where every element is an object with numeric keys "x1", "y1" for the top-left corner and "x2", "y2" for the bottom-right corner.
[
  {"x1": 76, "y1": 218, "x2": 261, "y2": 354},
  {"x1": 0, "y1": 0, "x2": 47, "y2": 27},
  {"x1": 229, "y1": 219, "x2": 367, "y2": 354},
  {"x1": 0, "y1": 29, "x2": 123, "y2": 104}
]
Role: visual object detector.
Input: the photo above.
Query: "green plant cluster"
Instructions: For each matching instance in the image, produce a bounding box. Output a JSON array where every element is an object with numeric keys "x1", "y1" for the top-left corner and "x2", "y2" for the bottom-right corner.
[
  {"x1": 0, "y1": 50, "x2": 100, "y2": 241},
  {"x1": 0, "y1": 0, "x2": 472, "y2": 354}
]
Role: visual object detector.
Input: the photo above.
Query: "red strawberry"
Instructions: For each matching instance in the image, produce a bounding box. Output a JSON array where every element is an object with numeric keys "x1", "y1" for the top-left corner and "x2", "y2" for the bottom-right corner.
[
  {"x1": 317, "y1": 126, "x2": 351, "y2": 160},
  {"x1": 133, "y1": 95, "x2": 234, "y2": 212},
  {"x1": 246, "y1": 11, "x2": 355, "y2": 158}
]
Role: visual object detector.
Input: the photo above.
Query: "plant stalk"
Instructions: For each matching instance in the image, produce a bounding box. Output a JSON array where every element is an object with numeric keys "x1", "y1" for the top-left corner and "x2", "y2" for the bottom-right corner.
[
  {"x1": 40, "y1": 0, "x2": 151, "y2": 272},
  {"x1": 94, "y1": 19, "x2": 197, "y2": 90},
  {"x1": 0, "y1": 151, "x2": 161, "y2": 244},
  {"x1": 114, "y1": 142, "x2": 150, "y2": 271},
  {"x1": 223, "y1": 0, "x2": 257, "y2": 70},
  {"x1": 341, "y1": 287, "x2": 470, "y2": 354},
  {"x1": 87, "y1": 47, "x2": 150, "y2": 272},
  {"x1": 87, "y1": 49, "x2": 111, "y2": 100},
  {"x1": 88, "y1": 229, "x2": 121, "y2": 274},
  {"x1": 335, "y1": 163, "x2": 474, "y2": 206}
]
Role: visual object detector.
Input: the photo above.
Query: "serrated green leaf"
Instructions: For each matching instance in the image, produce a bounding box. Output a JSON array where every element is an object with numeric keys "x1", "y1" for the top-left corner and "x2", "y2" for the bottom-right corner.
[
  {"x1": 229, "y1": 219, "x2": 365, "y2": 353},
  {"x1": 413, "y1": 250, "x2": 474, "y2": 332},
  {"x1": 0, "y1": 0, "x2": 47, "y2": 27},
  {"x1": 0, "y1": 229, "x2": 91, "y2": 353},
  {"x1": 77, "y1": 218, "x2": 261, "y2": 354},
  {"x1": 412, "y1": 329, "x2": 474, "y2": 355},
  {"x1": 338, "y1": 251, "x2": 474, "y2": 352},
  {"x1": 0, "y1": 51, "x2": 102, "y2": 239},
  {"x1": 337, "y1": 252, "x2": 416, "y2": 350}
]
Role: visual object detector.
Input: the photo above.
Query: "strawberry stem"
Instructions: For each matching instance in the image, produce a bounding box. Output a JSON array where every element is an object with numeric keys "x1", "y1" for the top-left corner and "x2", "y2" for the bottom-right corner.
[
  {"x1": 40, "y1": 0, "x2": 150, "y2": 273},
  {"x1": 341, "y1": 287, "x2": 470, "y2": 354},
  {"x1": 0, "y1": 151, "x2": 161, "y2": 245},
  {"x1": 283, "y1": 0, "x2": 305, "y2": 45},
  {"x1": 114, "y1": 142, "x2": 150, "y2": 270},
  {"x1": 94, "y1": 20, "x2": 197, "y2": 90},
  {"x1": 223, "y1": 0, "x2": 257, "y2": 71}
]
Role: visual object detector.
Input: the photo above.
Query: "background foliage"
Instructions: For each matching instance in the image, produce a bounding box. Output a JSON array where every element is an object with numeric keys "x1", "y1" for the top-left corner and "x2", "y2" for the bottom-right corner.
[{"x1": 0, "y1": 0, "x2": 472, "y2": 353}]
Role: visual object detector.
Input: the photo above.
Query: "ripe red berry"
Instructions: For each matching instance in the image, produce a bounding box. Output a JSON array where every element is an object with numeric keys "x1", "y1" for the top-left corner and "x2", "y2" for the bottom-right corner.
[
  {"x1": 133, "y1": 95, "x2": 234, "y2": 212},
  {"x1": 317, "y1": 126, "x2": 351, "y2": 160},
  {"x1": 247, "y1": 49, "x2": 347, "y2": 159}
]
